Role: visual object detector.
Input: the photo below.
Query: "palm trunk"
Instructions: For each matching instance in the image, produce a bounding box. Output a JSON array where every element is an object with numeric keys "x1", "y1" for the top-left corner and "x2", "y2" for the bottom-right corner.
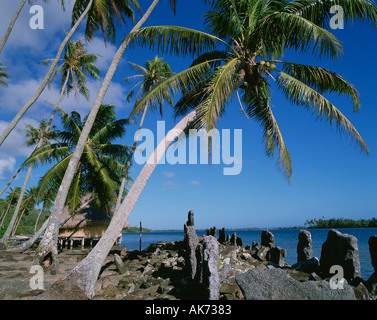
[
  {"x1": 0, "y1": 198, "x2": 13, "y2": 229},
  {"x1": 0, "y1": 70, "x2": 69, "y2": 248},
  {"x1": 0, "y1": 160, "x2": 35, "y2": 250},
  {"x1": 0, "y1": 0, "x2": 27, "y2": 54},
  {"x1": 34, "y1": 0, "x2": 161, "y2": 270},
  {"x1": 34, "y1": 206, "x2": 44, "y2": 234},
  {"x1": 6, "y1": 217, "x2": 50, "y2": 253},
  {"x1": 0, "y1": 0, "x2": 93, "y2": 147},
  {"x1": 0, "y1": 145, "x2": 37, "y2": 198},
  {"x1": 12, "y1": 207, "x2": 27, "y2": 237},
  {"x1": 115, "y1": 104, "x2": 148, "y2": 210},
  {"x1": 0, "y1": 69, "x2": 69, "y2": 198},
  {"x1": 58, "y1": 110, "x2": 196, "y2": 298}
]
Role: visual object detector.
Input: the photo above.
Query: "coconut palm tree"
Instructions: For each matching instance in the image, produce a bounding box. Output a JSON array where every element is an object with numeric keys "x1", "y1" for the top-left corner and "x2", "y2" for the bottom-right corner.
[
  {"x1": 0, "y1": 39, "x2": 100, "y2": 199},
  {"x1": 34, "y1": 188, "x2": 54, "y2": 234},
  {"x1": 42, "y1": 0, "x2": 377, "y2": 298},
  {"x1": 44, "y1": 37, "x2": 101, "y2": 102},
  {"x1": 0, "y1": 187, "x2": 20, "y2": 232},
  {"x1": 0, "y1": 0, "x2": 95, "y2": 146},
  {"x1": 71, "y1": 0, "x2": 141, "y2": 43},
  {"x1": 0, "y1": 120, "x2": 58, "y2": 250},
  {"x1": 32, "y1": 0, "x2": 186, "y2": 271},
  {"x1": 11, "y1": 185, "x2": 39, "y2": 236},
  {"x1": 115, "y1": 56, "x2": 174, "y2": 209},
  {"x1": 0, "y1": 62, "x2": 9, "y2": 87},
  {"x1": 32, "y1": 104, "x2": 132, "y2": 268}
]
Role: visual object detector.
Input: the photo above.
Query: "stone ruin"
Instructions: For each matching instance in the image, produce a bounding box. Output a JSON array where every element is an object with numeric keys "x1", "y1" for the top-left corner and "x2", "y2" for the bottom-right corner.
[
  {"x1": 183, "y1": 210, "x2": 377, "y2": 300},
  {"x1": 183, "y1": 210, "x2": 220, "y2": 299}
]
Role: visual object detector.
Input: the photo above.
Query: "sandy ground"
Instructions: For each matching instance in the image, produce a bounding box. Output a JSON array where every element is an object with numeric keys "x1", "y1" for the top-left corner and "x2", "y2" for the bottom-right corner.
[{"x1": 0, "y1": 249, "x2": 91, "y2": 299}]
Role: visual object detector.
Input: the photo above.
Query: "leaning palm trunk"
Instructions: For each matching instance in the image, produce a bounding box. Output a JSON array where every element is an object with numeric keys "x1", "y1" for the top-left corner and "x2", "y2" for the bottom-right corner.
[
  {"x1": 34, "y1": 0, "x2": 161, "y2": 270},
  {"x1": 34, "y1": 206, "x2": 44, "y2": 234},
  {"x1": 0, "y1": 0, "x2": 93, "y2": 147},
  {"x1": 0, "y1": 160, "x2": 35, "y2": 250},
  {"x1": 53, "y1": 109, "x2": 196, "y2": 298},
  {"x1": 12, "y1": 207, "x2": 27, "y2": 237},
  {"x1": 0, "y1": 147, "x2": 34, "y2": 198},
  {"x1": 0, "y1": 198, "x2": 13, "y2": 228},
  {"x1": 0, "y1": 0, "x2": 27, "y2": 54},
  {"x1": 6, "y1": 217, "x2": 50, "y2": 253},
  {"x1": 0, "y1": 79, "x2": 66, "y2": 250},
  {"x1": 8, "y1": 195, "x2": 90, "y2": 254},
  {"x1": 115, "y1": 104, "x2": 148, "y2": 210}
]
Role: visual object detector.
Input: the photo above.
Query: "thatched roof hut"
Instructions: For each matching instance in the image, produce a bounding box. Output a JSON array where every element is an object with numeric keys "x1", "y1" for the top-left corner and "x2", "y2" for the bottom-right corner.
[{"x1": 59, "y1": 194, "x2": 129, "y2": 241}]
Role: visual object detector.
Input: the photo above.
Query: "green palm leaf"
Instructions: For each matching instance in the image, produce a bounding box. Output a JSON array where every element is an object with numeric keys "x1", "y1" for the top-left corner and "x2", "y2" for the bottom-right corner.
[{"x1": 277, "y1": 71, "x2": 369, "y2": 153}]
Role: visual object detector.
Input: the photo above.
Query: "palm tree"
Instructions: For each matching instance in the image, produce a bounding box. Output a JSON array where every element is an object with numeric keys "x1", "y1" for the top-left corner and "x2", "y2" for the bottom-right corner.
[
  {"x1": 32, "y1": 0, "x2": 184, "y2": 271},
  {"x1": 0, "y1": 38, "x2": 100, "y2": 198},
  {"x1": 34, "y1": 188, "x2": 54, "y2": 234},
  {"x1": 0, "y1": 0, "x2": 95, "y2": 146},
  {"x1": 71, "y1": 0, "x2": 141, "y2": 43},
  {"x1": 44, "y1": 0, "x2": 377, "y2": 298},
  {"x1": 11, "y1": 185, "x2": 39, "y2": 236},
  {"x1": 115, "y1": 56, "x2": 174, "y2": 209},
  {"x1": 33, "y1": 104, "x2": 132, "y2": 268},
  {"x1": 0, "y1": 62, "x2": 9, "y2": 87},
  {"x1": 0, "y1": 120, "x2": 58, "y2": 250},
  {"x1": 44, "y1": 38, "x2": 101, "y2": 102},
  {"x1": 0, "y1": 187, "x2": 20, "y2": 232}
]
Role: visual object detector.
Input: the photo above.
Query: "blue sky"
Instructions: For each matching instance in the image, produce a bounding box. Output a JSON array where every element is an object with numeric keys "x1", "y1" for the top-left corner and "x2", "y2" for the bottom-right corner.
[{"x1": 0, "y1": 0, "x2": 376, "y2": 230}]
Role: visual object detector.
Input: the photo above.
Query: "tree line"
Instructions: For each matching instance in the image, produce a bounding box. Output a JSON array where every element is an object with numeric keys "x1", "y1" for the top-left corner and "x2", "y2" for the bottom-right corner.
[{"x1": 305, "y1": 217, "x2": 377, "y2": 229}]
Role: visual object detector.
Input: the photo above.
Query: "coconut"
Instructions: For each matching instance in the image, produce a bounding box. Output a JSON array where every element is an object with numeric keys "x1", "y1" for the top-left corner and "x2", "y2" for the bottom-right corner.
[
  {"x1": 271, "y1": 64, "x2": 276, "y2": 70},
  {"x1": 260, "y1": 61, "x2": 266, "y2": 66}
]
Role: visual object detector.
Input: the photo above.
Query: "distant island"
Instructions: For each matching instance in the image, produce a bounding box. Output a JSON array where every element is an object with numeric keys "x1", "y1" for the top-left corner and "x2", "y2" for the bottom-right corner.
[
  {"x1": 123, "y1": 226, "x2": 152, "y2": 233},
  {"x1": 304, "y1": 217, "x2": 377, "y2": 229}
]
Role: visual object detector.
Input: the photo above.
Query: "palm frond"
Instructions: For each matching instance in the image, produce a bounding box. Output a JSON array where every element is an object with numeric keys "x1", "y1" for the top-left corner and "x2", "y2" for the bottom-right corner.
[
  {"x1": 127, "y1": 25, "x2": 224, "y2": 59},
  {"x1": 277, "y1": 71, "x2": 369, "y2": 153},
  {"x1": 130, "y1": 60, "x2": 216, "y2": 117},
  {"x1": 276, "y1": 61, "x2": 361, "y2": 111}
]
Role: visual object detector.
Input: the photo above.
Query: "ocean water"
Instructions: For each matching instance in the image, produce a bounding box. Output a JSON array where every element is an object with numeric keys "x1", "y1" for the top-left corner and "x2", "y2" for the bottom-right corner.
[{"x1": 121, "y1": 228, "x2": 377, "y2": 280}]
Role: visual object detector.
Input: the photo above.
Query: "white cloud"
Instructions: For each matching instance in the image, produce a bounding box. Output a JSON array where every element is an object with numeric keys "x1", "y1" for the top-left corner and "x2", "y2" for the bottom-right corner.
[
  {"x1": 0, "y1": 118, "x2": 39, "y2": 157},
  {"x1": 188, "y1": 180, "x2": 201, "y2": 186},
  {"x1": 0, "y1": 74, "x2": 129, "y2": 122},
  {"x1": 162, "y1": 170, "x2": 175, "y2": 179},
  {"x1": 0, "y1": 156, "x2": 16, "y2": 180}
]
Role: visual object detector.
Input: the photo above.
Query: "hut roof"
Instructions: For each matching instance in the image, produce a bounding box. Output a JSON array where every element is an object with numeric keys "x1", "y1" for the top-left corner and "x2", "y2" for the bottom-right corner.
[{"x1": 60, "y1": 194, "x2": 129, "y2": 230}]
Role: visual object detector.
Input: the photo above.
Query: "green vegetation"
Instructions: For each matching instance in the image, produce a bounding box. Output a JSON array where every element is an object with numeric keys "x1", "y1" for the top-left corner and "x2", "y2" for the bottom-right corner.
[
  {"x1": 123, "y1": 226, "x2": 151, "y2": 233},
  {"x1": 0, "y1": 208, "x2": 49, "y2": 238},
  {"x1": 305, "y1": 217, "x2": 377, "y2": 229}
]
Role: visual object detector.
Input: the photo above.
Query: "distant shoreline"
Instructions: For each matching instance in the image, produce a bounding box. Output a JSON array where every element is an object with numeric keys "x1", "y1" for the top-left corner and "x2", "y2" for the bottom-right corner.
[{"x1": 122, "y1": 226, "x2": 377, "y2": 233}]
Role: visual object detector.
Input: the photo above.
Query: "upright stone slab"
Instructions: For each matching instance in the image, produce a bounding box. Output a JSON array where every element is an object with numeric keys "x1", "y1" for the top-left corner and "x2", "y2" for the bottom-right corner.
[
  {"x1": 230, "y1": 232, "x2": 237, "y2": 246},
  {"x1": 114, "y1": 254, "x2": 126, "y2": 274},
  {"x1": 369, "y1": 235, "x2": 377, "y2": 272},
  {"x1": 206, "y1": 227, "x2": 217, "y2": 237},
  {"x1": 297, "y1": 230, "x2": 313, "y2": 263},
  {"x1": 184, "y1": 210, "x2": 199, "y2": 279},
  {"x1": 319, "y1": 229, "x2": 361, "y2": 282},
  {"x1": 261, "y1": 230, "x2": 275, "y2": 248},
  {"x1": 269, "y1": 246, "x2": 287, "y2": 267},
  {"x1": 218, "y1": 228, "x2": 226, "y2": 243},
  {"x1": 199, "y1": 236, "x2": 220, "y2": 300}
]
